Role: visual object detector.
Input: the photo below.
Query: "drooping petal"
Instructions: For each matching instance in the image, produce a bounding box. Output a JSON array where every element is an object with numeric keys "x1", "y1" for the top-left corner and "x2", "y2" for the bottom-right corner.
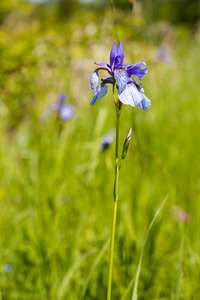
[
  {"x1": 127, "y1": 62, "x2": 148, "y2": 79},
  {"x1": 118, "y1": 82, "x2": 151, "y2": 110},
  {"x1": 118, "y1": 83, "x2": 144, "y2": 107},
  {"x1": 137, "y1": 96, "x2": 151, "y2": 111},
  {"x1": 110, "y1": 42, "x2": 118, "y2": 67},
  {"x1": 114, "y1": 68, "x2": 129, "y2": 94},
  {"x1": 90, "y1": 84, "x2": 108, "y2": 105},
  {"x1": 136, "y1": 89, "x2": 151, "y2": 110},
  {"x1": 90, "y1": 71, "x2": 99, "y2": 92},
  {"x1": 60, "y1": 105, "x2": 74, "y2": 120}
]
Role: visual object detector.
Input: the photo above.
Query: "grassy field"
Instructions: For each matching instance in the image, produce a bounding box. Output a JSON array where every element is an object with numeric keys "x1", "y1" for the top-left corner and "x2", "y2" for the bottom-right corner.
[{"x1": 0, "y1": 4, "x2": 200, "y2": 300}]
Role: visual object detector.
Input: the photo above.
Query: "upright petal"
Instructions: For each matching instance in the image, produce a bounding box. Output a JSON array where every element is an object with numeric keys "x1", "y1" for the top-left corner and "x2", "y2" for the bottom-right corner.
[
  {"x1": 90, "y1": 84, "x2": 108, "y2": 105},
  {"x1": 127, "y1": 62, "x2": 148, "y2": 79},
  {"x1": 110, "y1": 42, "x2": 117, "y2": 67},
  {"x1": 113, "y1": 42, "x2": 125, "y2": 67},
  {"x1": 114, "y1": 68, "x2": 129, "y2": 94}
]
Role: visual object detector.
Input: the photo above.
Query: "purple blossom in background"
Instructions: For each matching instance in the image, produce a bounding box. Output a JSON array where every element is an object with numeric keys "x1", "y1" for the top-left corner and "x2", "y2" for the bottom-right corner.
[
  {"x1": 156, "y1": 46, "x2": 173, "y2": 65},
  {"x1": 172, "y1": 206, "x2": 189, "y2": 223},
  {"x1": 42, "y1": 94, "x2": 74, "y2": 121},
  {"x1": 90, "y1": 42, "x2": 151, "y2": 110},
  {"x1": 101, "y1": 129, "x2": 115, "y2": 151},
  {"x1": 55, "y1": 95, "x2": 74, "y2": 121},
  {"x1": 4, "y1": 264, "x2": 12, "y2": 273}
]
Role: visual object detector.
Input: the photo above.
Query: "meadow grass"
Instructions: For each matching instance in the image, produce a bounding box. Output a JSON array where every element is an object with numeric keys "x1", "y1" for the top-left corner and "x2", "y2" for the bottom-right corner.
[{"x1": 0, "y1": 7, "x2": 200, "y2": 300}]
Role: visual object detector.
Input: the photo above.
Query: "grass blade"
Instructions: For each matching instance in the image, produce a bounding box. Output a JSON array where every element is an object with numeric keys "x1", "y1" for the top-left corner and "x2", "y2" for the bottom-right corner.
[
  {"x1": 81, "y1": 239, "x2": 109, "y2": 299},
  {"x1": 58, "y1": 248, "x2": 96, "y2": 300},
  {"x1": 121, "y1": 194, "x2": 169, "y2": 300},
  {"x1": 131, "y1": 194, "x2": 169, "y2": 300}
]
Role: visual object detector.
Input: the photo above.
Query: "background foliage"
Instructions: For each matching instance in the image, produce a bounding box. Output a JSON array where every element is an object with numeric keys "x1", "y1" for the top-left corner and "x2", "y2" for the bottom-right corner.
[{"x1": 0, "y1": 0, "x2": 199, "y2": 299}]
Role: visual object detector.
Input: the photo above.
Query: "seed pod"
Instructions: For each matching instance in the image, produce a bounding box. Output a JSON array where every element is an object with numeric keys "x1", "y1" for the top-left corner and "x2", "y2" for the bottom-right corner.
[{"x1": 121, "y1": 128, "x2": 132, "y2": 159}]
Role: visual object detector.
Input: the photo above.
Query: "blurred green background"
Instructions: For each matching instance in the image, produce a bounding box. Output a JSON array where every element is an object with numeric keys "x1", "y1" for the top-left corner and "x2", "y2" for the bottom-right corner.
[{"x1": 0, "y1": 0, "x2": 200, "y2": 299}]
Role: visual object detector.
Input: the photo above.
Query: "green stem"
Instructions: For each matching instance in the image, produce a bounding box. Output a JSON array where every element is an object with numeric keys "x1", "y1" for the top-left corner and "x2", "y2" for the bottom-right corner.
[{"x1": 107, "y1": 100, "x2": 121, "y2": 300}]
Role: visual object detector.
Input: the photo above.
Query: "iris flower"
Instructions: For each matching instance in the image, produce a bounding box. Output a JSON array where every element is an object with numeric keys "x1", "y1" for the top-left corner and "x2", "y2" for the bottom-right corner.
[
  {"x1": 42, "y1": 95, "x2": 74, "y2": 121},
  {"x1": 156, "y1": 46, "x2": 173, "y2": 65},
  {"x1": 53, "y1": 95, "x2": 74, "y2": 120},
  {"x1": 90, "y1": 42, "x2": 151, "y2": 110}
]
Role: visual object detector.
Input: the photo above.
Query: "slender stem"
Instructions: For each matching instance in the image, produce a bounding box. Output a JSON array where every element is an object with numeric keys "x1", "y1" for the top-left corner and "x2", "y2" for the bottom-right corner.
[
  {"x1": 107, "y1": 99, "x2": 121, "y2": 300},
  {"x1": 107, "y1": 199, "x2": 118, "y2": 300}
]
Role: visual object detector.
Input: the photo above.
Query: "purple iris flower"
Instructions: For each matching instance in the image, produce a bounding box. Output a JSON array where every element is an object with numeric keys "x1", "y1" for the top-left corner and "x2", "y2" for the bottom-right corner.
[
  {"x1": 90, "y1": 42, "x2": 151, "y2": 110},
  {"x1": 42, "y1": 94, "x2": 74, "y2": 121},
  {"x1": 156, "y1": 46, "x2": 173, "y2": 65},
  {"x1": 55, "y1": 95, "x2": 74, "y2": 121}
]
